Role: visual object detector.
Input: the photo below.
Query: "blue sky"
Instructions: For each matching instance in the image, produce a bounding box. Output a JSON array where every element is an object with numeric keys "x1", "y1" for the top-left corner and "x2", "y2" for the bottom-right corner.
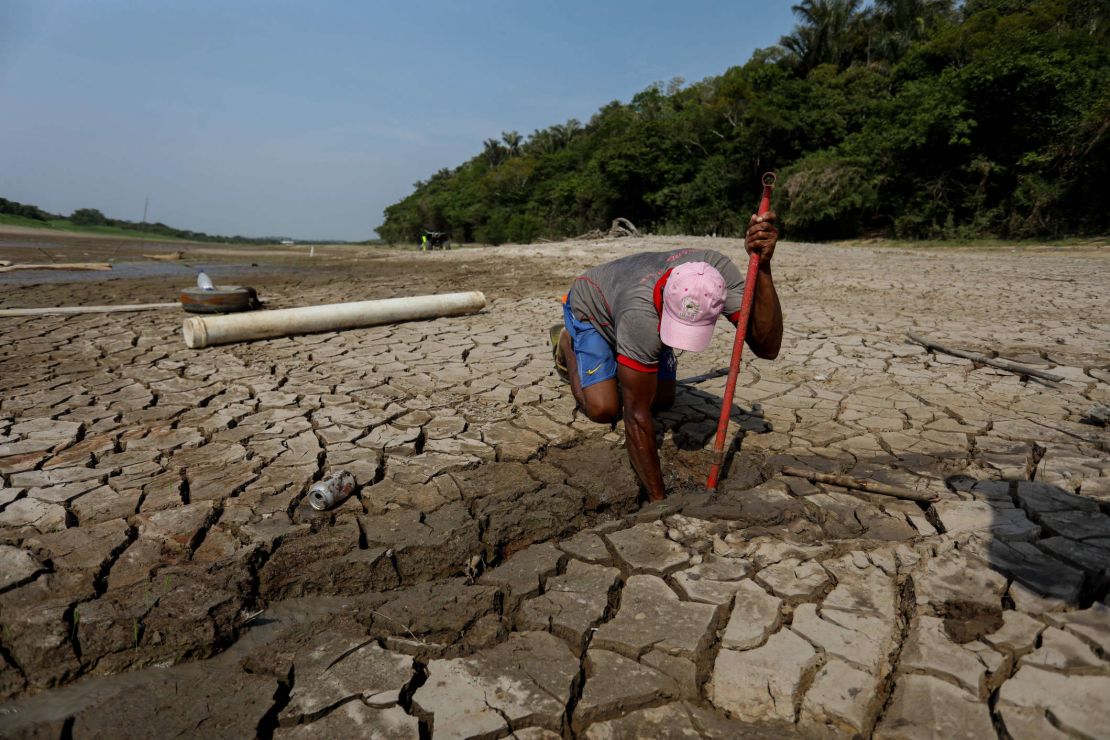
[{"x1": 0, "y1": 1, "x2": 796, "y2": 240}]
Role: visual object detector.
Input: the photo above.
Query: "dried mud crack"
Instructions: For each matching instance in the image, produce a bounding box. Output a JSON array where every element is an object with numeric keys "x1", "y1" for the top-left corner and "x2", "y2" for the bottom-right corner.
[{"x1": 2, "y1": 235, "x2": 1109, "y2": 737}]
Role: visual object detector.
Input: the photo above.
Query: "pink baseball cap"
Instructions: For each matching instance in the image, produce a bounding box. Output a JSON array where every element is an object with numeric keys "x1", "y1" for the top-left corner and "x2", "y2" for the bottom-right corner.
[{"x1": 660, "y1": 261, "x2": 727, "y2": 352}]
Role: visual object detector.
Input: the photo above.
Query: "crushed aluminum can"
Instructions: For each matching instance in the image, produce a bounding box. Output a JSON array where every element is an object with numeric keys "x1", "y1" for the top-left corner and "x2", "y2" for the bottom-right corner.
[{"x1": 308, "y1": 469, "x2": 356, "y2": 511}]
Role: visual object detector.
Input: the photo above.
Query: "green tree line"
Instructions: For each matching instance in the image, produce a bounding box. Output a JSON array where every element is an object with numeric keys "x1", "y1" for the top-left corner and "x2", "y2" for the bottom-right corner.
[
  {"x1": 0, "y1": 198, "x2": 292, "y2": 244},
  {"x1": 379, "y1": 0, "x2": 1108, "y2": 243}
]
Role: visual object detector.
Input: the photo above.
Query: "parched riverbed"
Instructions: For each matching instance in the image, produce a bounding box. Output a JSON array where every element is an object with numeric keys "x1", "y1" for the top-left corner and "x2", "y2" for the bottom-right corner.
[{"x1": 1, "y1": 232, "x2": 1107, "y2": 738}]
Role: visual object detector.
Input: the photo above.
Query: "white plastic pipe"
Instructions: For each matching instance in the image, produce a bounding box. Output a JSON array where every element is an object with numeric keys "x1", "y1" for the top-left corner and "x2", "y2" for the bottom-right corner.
[{"x1": 183, "y1": 291, "x2": 486, "y2": 349}]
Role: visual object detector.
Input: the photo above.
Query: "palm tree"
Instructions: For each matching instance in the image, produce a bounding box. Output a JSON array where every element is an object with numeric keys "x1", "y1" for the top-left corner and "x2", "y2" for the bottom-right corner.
[
  {"x1": 780, "y1": 21, "x2": 820, "y2": 71},
  {"x1": 482, "y1": 138, "x2": 506, "y2": 167},
  {"x1": 501, "y1": 130, "x2": 523, "y2": 157},
  {"x1": 549, "y1": 124, "x2": 570, "y2": 149},
  {"x1": 526, "y1": 129, "x2": 556, "y2": 155},
  {"x1": 872, "y1": 0, "x2": 954, "y2": 62},
  {"x1": 780, "y1": 0, "x2": 865, "y2": 73}
]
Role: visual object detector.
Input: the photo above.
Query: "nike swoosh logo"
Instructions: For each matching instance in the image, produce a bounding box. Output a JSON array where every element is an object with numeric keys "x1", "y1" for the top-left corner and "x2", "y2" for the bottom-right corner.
[{"x1": 585, "y1": 364, "x2": 603, "y2": 375}]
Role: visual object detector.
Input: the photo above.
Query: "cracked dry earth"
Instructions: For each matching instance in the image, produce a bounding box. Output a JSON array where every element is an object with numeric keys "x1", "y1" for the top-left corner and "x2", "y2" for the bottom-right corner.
[{"x1": 0, "y1": 235, "x2": 1108, "y2": 739}]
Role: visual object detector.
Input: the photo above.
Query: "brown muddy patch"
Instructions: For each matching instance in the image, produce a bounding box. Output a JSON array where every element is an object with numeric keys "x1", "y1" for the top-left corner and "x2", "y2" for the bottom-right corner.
[{"x1": 939, "y1": 600, "x2": 1004, "y2": 643}]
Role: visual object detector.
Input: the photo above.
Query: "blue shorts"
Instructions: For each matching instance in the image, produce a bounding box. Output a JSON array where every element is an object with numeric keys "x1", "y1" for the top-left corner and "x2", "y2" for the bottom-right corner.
[{"x1": 563, "y1": 299, "x2": 676, "y2": 389}]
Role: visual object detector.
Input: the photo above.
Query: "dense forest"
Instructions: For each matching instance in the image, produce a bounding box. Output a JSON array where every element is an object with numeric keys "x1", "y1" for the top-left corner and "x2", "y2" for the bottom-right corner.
[
  {"x1": 0, "y1": 198, "x2": 290, "y2": 244},
  {"x1": 379, "y1": 0, "x2": 1108, "y2": 244}
]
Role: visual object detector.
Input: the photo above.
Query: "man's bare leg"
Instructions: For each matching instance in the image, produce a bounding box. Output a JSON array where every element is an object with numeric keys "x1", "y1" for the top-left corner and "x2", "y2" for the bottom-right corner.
[{"x1": 560, "y1": 330, "x2": 619, "y2": 423}]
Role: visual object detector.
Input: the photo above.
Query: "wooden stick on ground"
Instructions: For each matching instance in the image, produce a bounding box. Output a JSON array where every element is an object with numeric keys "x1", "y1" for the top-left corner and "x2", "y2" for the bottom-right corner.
[
  {"x1": 906, "y1": 332, "x2": 1064, "y2": 383},
  {"x1": 0, "y1": 263, "x2": 113, "y2": 273},
  {"x1": 0, "y1": 303, "x2": 179, "y2": 318},
  {"x1": 781, "y1": 466, "x2": 940, "y2": 502},
  {"x1": 678, "y1": 367, "x2": 729, "y2": 385}
]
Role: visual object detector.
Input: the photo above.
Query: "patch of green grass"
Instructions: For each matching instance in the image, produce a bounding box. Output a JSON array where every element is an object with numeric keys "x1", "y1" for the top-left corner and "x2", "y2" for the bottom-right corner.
[
  {"x1": 0, "y1": 213, "x2": 192, "y2": 240},
  {"x1": 44, "y1": 219, "x2": 189, "y2": 240},
  {"x1": 0, "y1": 213, "x2": 55, "y2": 229}
]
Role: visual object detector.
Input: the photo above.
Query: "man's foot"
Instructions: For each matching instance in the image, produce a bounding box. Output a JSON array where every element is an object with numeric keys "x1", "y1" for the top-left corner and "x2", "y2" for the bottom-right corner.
[{"x1": 550, "y1": 324, "x2": 569, "y2": 383}]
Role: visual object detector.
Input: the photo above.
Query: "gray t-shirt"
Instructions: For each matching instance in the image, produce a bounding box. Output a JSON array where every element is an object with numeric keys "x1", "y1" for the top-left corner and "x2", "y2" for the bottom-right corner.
[{"x1": 568, "y1": 248, "x2": 746, "y2": 369}]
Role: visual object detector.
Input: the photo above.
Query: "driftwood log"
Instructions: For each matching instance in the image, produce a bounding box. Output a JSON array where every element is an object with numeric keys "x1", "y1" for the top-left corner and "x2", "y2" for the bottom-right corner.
[
  {"x1": 780, "y1": 466, "x2": 940, "y2": 502},
  {"x1": 573, "y1": 217, "x2": 641, "y2": 240},
  {"x1": 0, "y1": 263, "x2": 112, "y2": 273},
  {"x1": 608, "y1": 217, "x2": 640, "y2": 238},
  {"x1": 906, "y1": 332, "x2": 1064, "y2": 383}
]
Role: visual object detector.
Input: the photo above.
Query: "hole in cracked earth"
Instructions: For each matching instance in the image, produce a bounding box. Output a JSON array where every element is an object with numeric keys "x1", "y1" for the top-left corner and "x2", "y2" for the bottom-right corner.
[
  {"x1": 938, "y1": 600, "x2": 1004, "y2": 644},
  {"x1": 661, "y1": 443, "x2": 767, "y2": 497}
]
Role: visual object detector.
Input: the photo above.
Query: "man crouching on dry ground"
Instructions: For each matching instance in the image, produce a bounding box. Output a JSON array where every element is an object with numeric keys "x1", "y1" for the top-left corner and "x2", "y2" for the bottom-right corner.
[{"x1": 552, "y1": 213, "x2": 782, "y2": 501}]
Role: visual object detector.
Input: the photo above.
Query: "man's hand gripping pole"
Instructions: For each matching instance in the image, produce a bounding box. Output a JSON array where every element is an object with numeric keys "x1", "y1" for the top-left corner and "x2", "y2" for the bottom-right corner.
[{"x1": 706, "y1": 172, "x2": 775, "y2": 491}]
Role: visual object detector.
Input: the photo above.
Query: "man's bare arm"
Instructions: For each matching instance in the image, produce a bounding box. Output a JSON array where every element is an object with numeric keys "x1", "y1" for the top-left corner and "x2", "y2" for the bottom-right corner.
[
  {"x1": 742, "y1": 211, "x2": 783, "y2": 359},
  {"x1": 617, "y1": 364, "x2": 666, "y2": 501}
]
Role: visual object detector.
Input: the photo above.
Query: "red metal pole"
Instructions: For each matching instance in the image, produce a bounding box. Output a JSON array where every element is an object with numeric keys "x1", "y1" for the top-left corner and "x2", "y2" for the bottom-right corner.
[{"x1": 706, "y1": 172, "x2": 775, "y2": 491}]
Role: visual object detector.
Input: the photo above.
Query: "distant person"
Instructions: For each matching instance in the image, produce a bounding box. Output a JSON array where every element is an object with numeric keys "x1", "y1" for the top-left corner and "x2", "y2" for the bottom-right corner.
[
  {"x1": 551, "y1": 212, "x2": 782, "y2": 501},
  {"x1": 421, "y1": 234, "x2": 429, "y2": 251}
]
